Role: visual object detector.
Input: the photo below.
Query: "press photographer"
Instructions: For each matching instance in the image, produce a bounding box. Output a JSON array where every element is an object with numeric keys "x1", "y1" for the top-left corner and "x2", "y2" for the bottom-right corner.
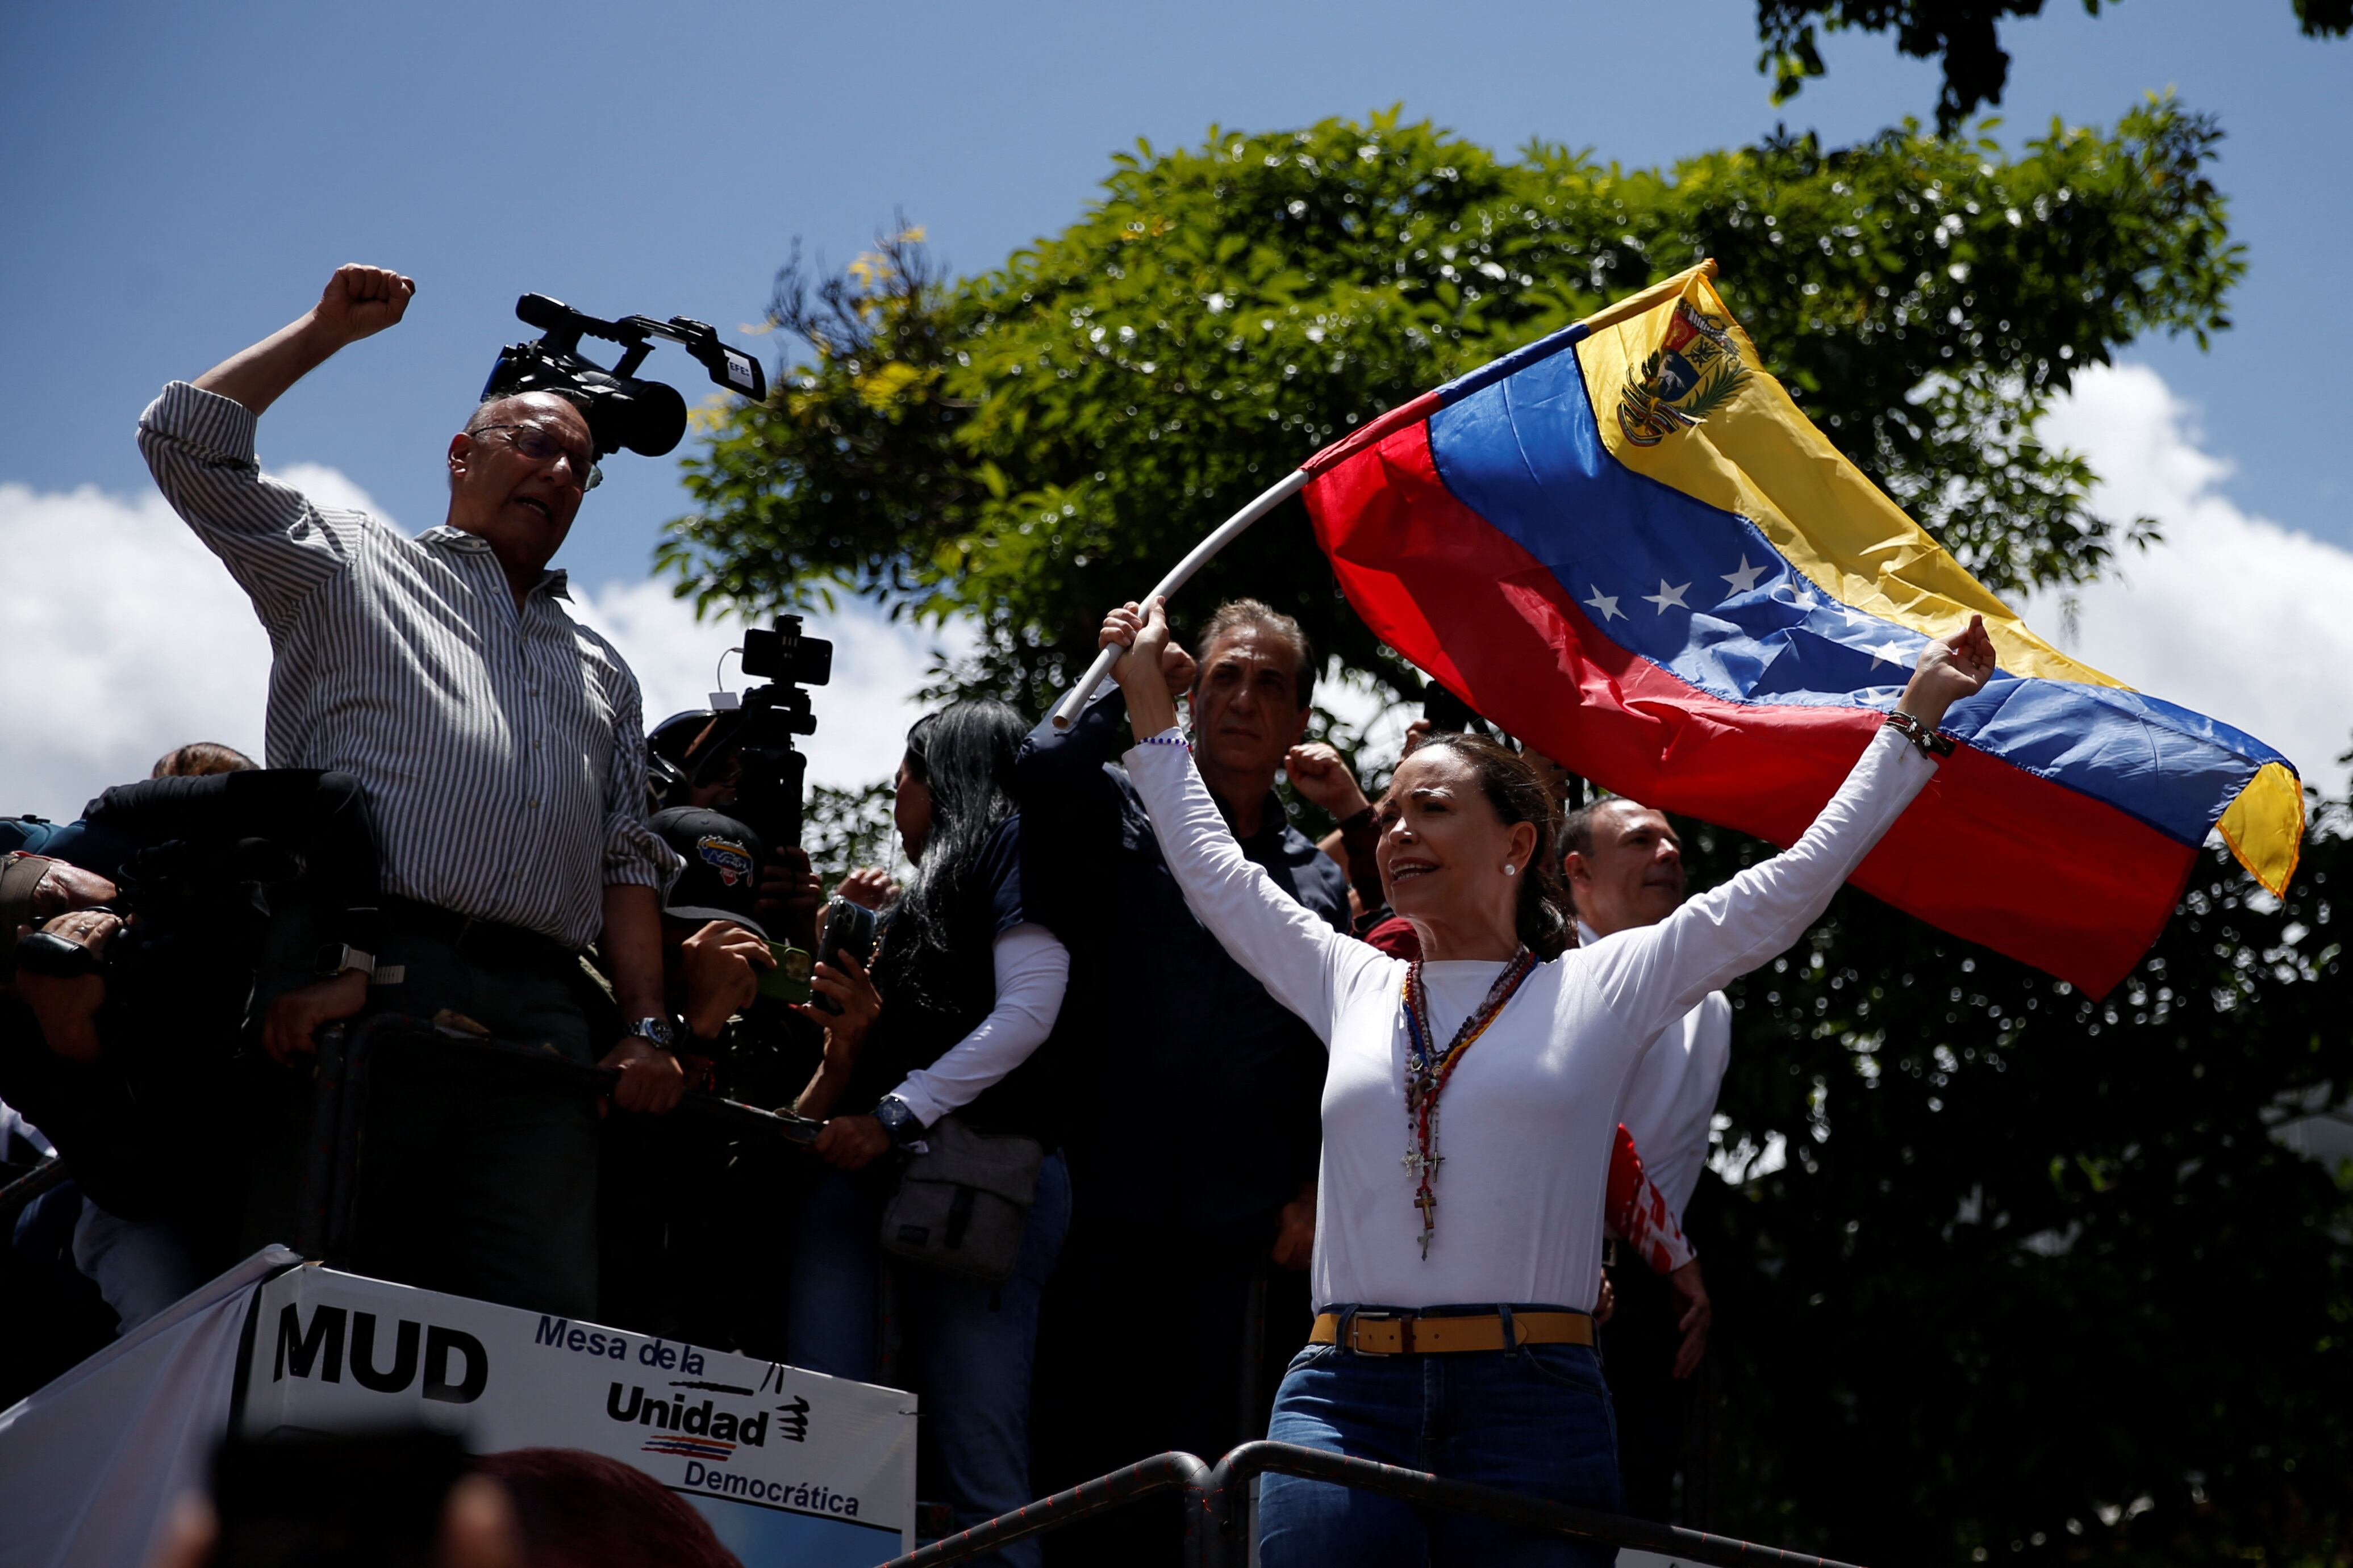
[
  {"x1": 136, "y1": 264, "x2": 762, "y2": 1319},
  {"x1": 1, "y1": 766, "x2": 382, "y2": 1331}
]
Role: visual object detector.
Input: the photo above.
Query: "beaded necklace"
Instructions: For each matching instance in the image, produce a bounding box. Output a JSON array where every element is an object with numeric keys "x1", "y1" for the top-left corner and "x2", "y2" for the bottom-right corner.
[{"x1": 1400, "y1": 946, "x2": 1537, "y2": 1260}]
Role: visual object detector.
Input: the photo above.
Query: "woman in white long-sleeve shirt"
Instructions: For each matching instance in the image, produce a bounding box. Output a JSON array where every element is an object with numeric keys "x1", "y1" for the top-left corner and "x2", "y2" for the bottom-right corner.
[
  {"x1": 787, "y1": 700, "x2": 1073, "y2": 1568},
  {"x1": 1100, "y1": 597, "x2": 1995, "y2": 1567}
]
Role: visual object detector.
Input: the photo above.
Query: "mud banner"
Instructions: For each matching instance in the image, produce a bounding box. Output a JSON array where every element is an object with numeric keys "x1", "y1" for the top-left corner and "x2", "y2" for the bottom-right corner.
[{"x1": 237, "y1": 1263, "x2": 916, "y2": 1566}]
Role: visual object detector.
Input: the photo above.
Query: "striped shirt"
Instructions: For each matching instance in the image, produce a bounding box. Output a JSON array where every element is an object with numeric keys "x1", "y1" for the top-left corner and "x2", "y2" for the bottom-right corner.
[{"x1": 137, "y1": 381, "x2": 677, "y2": 948}]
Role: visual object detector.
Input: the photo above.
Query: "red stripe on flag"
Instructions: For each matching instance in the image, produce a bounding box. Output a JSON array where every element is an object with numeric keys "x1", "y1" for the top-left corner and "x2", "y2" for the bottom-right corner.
[
  {"x1": 1301, "y1": 391, "x2": 1447, "y2": 476},
  {"x1": 1304, "y1": 419, "x2": 2189, "y2": 997}
]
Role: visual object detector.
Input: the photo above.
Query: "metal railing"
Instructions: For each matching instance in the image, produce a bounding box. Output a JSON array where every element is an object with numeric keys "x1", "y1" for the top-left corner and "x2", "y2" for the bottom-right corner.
[
  {"x1": 885, "y1": 1441, "x2": 1870, "y2": 1568},
  {"x1": 297, "y1": 1013, "x2": 820, "y2": 1264},
  {"x1": 0, "y1": 1155, "x2": 69, "y2": 1228}
]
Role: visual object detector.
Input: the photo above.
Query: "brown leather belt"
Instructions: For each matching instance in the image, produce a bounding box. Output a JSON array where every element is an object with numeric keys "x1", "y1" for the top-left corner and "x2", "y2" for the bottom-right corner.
[{"x1": 1310, "y1": 1309, "x2": 1594, "y2": 1356}]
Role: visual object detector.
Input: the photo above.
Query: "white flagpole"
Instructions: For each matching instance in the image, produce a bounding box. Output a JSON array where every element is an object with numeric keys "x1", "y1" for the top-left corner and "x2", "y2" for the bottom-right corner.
[{"x1": 1048, "y1": 467, "x2": 1311, "y2": 729}]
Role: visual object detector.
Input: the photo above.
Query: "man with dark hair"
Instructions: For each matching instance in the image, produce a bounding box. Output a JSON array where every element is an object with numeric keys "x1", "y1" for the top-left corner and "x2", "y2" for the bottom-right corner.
[
  {"x1": 1020, "y1": 596, "x2": 1365, "y2": 1563},
  {"x1": 1563, "y1": 795, "x2": 1729, "y2": 1521},
  {"x1": 137, "y1": 264, "x2": 682, "y2": 1318}
]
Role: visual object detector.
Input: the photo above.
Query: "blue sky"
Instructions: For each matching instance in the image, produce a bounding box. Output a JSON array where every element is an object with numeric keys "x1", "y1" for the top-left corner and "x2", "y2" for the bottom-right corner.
[{"x1": 1, "y1": 0, "x2": 2346, "y2": 814}]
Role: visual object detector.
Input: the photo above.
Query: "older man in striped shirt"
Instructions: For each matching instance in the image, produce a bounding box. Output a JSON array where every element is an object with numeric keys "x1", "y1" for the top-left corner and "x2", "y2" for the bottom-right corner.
[{"x1": 138, "y1": 264, "x2": 683, "y2": 1317}]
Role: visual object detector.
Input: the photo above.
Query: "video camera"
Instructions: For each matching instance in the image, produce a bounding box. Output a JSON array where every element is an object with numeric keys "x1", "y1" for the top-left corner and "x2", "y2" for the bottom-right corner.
[
  {"x1": 728, "y1": 613, "x2": 833, "y2": 852},
  {"x1": 670, "y1": 615, "x2": 879, "y2": 1022},
  {"x1": 481, "y1": 294, "x2": 767, "y2": 462},
  {"x1": 11, "y1": 835, "x2": 290, "y2": 982}
]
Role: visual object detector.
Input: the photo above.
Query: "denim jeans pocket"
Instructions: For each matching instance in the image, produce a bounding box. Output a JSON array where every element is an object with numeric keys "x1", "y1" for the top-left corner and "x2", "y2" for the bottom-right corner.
[
  {"x1": 1512, "y1": 1342, "x2": 1609, "y2": 1398},
  {"x1": 1284, "y1": 1341, "x2": 1342, "y2": 1375}
]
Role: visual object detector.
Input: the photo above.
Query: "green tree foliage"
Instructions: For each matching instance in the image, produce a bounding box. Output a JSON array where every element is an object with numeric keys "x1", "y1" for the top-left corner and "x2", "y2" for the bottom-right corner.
[
  {"x1": 1682, "y1": 810, "x2": 2352, "y2": 1563},
  {"x1": 664, "y1": 103, "x2": 2238, "y2": 720},
  {"x1": 1756, "y1": 1, "x2": 2351, "y2": 134},
  {"x1": 801, "y1": 779, "x2": 901, "y2": 886},
  {"x1": 665, "y1": 109, "x2": 2353, "y2": 1562}
]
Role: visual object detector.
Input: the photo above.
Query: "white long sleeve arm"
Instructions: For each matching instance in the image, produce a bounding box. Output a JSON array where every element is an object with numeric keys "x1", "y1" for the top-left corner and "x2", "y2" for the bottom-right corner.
[
  {"x1": 1585, "y1": 725, "x2": 1937, "y2": 1043},
  {"x1": 1123, "y1": 735, "x2": 1392, "y2": 1044},
  {"x1": 887, "y1": 923, "x2": 1070, "y2": 1127}
]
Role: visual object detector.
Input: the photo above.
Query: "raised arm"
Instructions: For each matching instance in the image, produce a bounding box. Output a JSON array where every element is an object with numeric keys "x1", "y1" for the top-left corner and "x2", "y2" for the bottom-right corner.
[
  {"x1": 194, "y1": 264, "x2": 414, "y2": 416},
  {"x1": 1108, "y1": 599, "x2": 1388, "y2": 1038},
  {"x1": 137, "y1": 266, "x2": 414, "y2": 634},
  {"x1": 1586, "y1": 616, "x2": 1998, "y2": 1036}
]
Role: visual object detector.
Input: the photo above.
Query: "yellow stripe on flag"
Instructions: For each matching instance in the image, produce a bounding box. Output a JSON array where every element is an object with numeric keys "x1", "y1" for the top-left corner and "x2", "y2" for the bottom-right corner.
[
  {"x1": 1573, "y1": 267, "x2": 2305, "y2": 893},
  {"x1": 2218, "y1": 763, "x2": 2305, "y2": 897},
  {"x1": 1577, "y1": 270, "x2": 2125, "y2": 689}
]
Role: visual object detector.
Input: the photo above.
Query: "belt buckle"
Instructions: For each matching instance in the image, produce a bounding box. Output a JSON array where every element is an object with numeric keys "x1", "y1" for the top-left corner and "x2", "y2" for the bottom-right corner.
[{"x1": 1347, "y1": 1311, "x2": 1403, "y2": 1356}]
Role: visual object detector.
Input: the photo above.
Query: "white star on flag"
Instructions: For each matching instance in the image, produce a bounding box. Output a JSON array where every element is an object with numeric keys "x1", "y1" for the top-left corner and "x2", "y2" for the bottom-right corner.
[
  {"x1": 1722, "y1": 557, "x2": 1767, "y2": 595},
  {"x1": 1583, "y1": 586, "x2": 1624, "y2": 622},
  {"x1": 1867, "y1": 639, "x2": 1910, "y2": 669},
  {"x1": 1643, "y1": 580, "x2": 1691, "y2": 613},
  {"x1": 1784, "y1": 584, "x2": 1821, "y2": 612}
]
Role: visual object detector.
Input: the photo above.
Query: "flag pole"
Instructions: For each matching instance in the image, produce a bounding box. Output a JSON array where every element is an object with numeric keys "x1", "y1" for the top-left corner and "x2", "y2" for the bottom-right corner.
[
  {"x1": 1048, "y1": 469, "x2": 1311, "y2": 728},
  {"x1": 1045, "y1": 259, "x2": 1718, "y2": 730}
]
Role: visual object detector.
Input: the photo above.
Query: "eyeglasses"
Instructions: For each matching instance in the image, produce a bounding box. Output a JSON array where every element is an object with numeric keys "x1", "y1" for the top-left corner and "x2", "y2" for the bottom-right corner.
[{"x1": 470, "y1": 423, "x2": 602, "y2": 491}]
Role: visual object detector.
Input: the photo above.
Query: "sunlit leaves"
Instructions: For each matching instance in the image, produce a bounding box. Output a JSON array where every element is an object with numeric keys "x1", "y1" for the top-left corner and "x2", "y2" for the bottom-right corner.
[{"x1": 664, "y1": 104, "x2": 2236, "y2": 722}]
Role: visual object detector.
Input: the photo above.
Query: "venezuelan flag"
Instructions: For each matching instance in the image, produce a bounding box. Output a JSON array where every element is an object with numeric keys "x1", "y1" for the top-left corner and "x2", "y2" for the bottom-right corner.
[{"x1": 1300, "y1": 262, "x2": 2302, "y2": 998}]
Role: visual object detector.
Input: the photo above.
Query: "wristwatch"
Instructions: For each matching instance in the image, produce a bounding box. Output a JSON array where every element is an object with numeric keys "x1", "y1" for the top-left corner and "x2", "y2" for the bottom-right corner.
[
  {"x1": 624, "y1": 1015, "x2": 678, "y2": 1051},
  {"x1": 871, "y1": 1094, "x2": 927, "y2": 1149},
  {"x1": 312, "y1": 943, "x2": 376, "y2": 980}
]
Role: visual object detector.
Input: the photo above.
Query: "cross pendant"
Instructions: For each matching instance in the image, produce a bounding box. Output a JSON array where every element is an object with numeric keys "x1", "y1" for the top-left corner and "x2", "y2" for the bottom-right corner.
[{"x1": 1416, "y1": 1190, "x2": 1437, "y2": 1257}]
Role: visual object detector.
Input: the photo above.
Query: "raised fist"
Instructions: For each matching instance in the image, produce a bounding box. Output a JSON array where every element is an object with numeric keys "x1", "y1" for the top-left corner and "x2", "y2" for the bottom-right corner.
[
  {"x1": 1285, "y1": 742, "x2": 1371, "y2": 819},
  {"x1": 315, "y1": 264, "x2": 415, "y2": 345}
]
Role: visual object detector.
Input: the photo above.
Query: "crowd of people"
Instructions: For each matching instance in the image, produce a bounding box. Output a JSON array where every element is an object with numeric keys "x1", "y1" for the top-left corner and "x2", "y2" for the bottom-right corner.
[{"x1": 0, "y1": 264, "x2": 1996, "y2": 1567}]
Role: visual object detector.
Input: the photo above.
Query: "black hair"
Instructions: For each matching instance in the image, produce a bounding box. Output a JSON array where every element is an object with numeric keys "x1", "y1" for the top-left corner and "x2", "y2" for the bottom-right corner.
[
  {"x1": 1404, "y1": 730, "x2": 1576, "y2": 960},
  {"x1": 881, "y1": 699, "x2": 1028, "y2": 1005}
]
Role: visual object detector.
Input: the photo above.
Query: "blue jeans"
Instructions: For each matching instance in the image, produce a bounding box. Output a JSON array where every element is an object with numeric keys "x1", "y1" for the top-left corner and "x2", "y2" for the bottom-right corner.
[
  {"x1": 1258, "y1": 1307, "x2": 1624, "y2": 1568},
  {"x1": 787, "y1": 1151, "x2": 1071, "y2": 1568}
]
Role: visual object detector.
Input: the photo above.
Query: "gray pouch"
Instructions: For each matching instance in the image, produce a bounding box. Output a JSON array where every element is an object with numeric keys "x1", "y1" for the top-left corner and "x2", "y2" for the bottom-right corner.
[{"x1": 878, "y1": 1115, "x2": 1044, "y2": 1286}]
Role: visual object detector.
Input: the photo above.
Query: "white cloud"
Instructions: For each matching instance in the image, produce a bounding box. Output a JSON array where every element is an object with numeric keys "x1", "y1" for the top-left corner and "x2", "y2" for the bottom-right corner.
[
  {"x1": 15, "y1": 363, "x2": 2327, "y2": 827},
  {"x1": 2027, "y1": 363, "x2": 2353, "y2": 798},
  {"x1": 0, "y1": 480, "x2": 274, "y2": 820},
  {"x1": 565, "y1": 579, "x2": 974, "y2": 791},
  {"x1": 0, "y1": 467, "x2": 968, "y2": 821}
]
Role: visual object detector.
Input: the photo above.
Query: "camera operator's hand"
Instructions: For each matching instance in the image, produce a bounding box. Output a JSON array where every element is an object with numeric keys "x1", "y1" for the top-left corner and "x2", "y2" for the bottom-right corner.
[
  {"x1": 756, "y1": 846, "x2": 824, "y2": 951},
  {"x1": 835, "y1": 868, "x2": 898, "y2": 911},
  {"x1": 260, "y1": 971, "x2": 369, "y2": 1066},
  {"x1": 315, "y1": 264, "x2": 416, "y2": 348},
  {"x1": 681, "y1": 919, "x2": 772, "y2": 1039},
  {"x1": 11, "y1": 855, "x2": 122, "y2": 921},
  {"x1": 1285, "y1": 742, "x2": 1371, "y2": 821},
  {"x1": 16, "y1": 910, "x2": 120, "y2": 1063},
  {"x1": 813, "y1": 1114, "x2": 892, "y2": 1172},
  {"x1": 787, "y1": 950, "x2": 883, "y2": 1120},
  {"x1": 599, "y1": 1038, "x2": 687, "y2": 1116}
]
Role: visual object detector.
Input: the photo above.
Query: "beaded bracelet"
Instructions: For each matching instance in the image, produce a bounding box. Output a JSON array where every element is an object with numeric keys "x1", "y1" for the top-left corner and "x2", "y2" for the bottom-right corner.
[
  {"x1": 1883, "y1": 708, "x2": 1955, "y2": 758},
  {"x1": 1136, "y1": 729, "x2": 1191, "y2": 750}
]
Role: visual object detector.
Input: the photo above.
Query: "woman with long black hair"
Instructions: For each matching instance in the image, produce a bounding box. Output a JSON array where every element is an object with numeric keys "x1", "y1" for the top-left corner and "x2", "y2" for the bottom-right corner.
[
  {"x1": 1098, "y1": 595, "x2": 1993, "y2": 1567},
  {"x1": 786, "y1": 700, "x2": 1071, "y2": 1568}
]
